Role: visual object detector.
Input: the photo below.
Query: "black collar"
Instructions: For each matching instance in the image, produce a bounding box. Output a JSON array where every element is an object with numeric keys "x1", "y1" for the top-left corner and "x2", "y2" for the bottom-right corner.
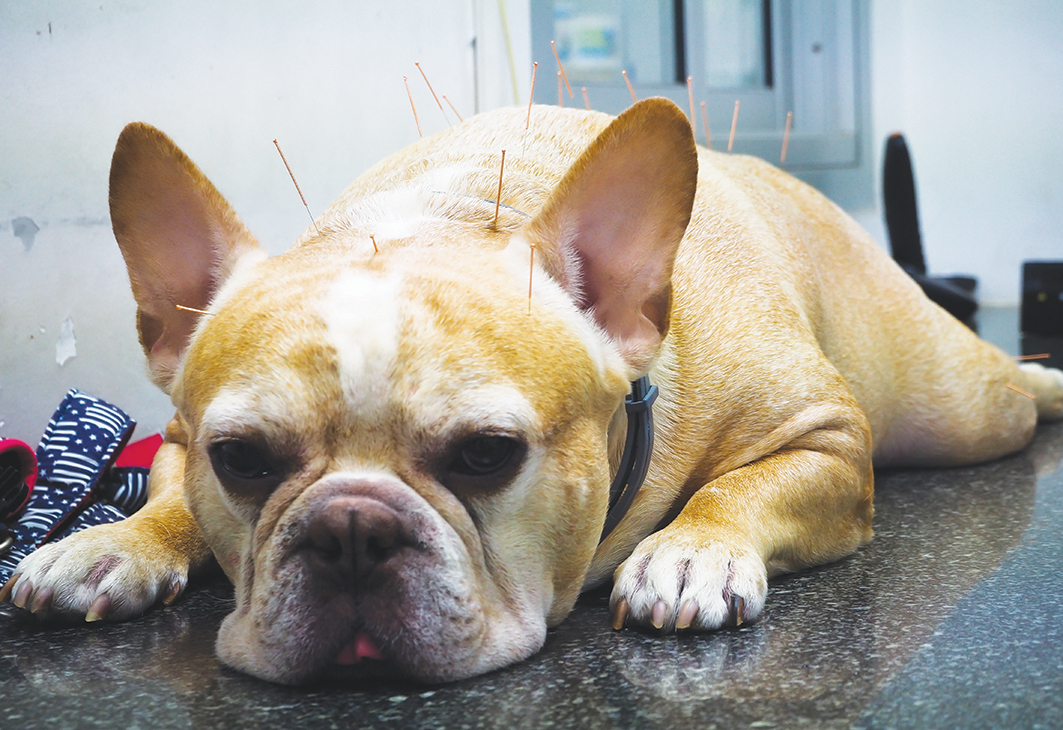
[{"x1": 599, "y1": 376, "x2": 658, "y2": 543}]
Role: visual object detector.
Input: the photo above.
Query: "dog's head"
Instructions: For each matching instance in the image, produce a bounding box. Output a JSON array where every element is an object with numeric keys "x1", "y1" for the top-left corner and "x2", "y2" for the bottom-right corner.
[{"x1": 108, "y1": 99, "x2": 697, "y2": 684}]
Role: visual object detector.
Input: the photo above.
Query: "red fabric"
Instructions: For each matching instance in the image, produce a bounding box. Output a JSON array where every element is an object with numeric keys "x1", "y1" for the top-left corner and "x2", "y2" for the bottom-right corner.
[
  {"x1": 114, "y1": 433, "x2": 163, "y2": 468},
  {"x1": 0, "y1": 438, "x2": 37, "y2": 491}
]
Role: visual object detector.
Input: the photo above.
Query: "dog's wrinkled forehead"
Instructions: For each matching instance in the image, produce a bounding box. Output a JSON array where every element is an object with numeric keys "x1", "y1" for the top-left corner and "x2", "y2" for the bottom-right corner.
[{"x1": 179, "y1": 244, "x2": 626, "y2": 452}]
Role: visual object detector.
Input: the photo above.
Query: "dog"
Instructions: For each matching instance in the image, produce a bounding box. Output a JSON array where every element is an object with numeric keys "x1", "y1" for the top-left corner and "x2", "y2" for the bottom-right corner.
[{"x1": 4, "y1": 99, "x2": 1062, "y2": 685}]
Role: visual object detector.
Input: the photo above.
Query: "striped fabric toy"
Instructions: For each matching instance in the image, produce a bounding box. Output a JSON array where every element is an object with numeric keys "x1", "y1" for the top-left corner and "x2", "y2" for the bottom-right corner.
[{"x1": 0, "y1": 390, "x2": 151, "y2": 584}]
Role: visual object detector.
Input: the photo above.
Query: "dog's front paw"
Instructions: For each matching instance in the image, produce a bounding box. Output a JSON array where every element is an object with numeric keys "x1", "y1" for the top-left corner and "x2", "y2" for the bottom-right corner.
[
  {"x1": 610, "y1": 530, "x2": 767, "y2": 632},
  {"x1": 0, "y1": 520, "x2": 188, "y2": 622}
]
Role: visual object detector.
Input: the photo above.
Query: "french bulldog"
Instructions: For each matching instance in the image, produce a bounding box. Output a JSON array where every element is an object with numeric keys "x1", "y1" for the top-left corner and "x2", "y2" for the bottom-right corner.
[{"x1": 4, "y1": 99, "x2": 1062, "y2": 685}]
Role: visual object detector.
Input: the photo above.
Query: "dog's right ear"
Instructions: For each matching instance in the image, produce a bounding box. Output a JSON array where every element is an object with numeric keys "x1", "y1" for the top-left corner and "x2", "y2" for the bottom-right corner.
[{"x1": 109, "y1": 123, "x2": 262, "y2": 393}]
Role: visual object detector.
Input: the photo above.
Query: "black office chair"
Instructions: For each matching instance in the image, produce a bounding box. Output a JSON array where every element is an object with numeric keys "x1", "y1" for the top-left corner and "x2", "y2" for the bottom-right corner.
[{"x1": 883, "y1": 133, "x2": 978, "y2": 322}]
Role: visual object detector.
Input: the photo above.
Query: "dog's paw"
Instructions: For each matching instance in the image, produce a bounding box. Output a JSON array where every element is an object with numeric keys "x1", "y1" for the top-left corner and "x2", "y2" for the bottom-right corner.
[
  {"x1": 610, "y1": 529, "x2": 767, "y2": 632},
  {"x1": 0, "y1": 520, "x2": 188, "y2": 622}
]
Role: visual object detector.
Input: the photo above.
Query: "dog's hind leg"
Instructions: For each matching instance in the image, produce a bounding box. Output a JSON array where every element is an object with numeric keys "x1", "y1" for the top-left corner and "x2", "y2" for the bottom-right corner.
[{"x1": 870, "y1": 323, "x2": 1063, "y2": 468}]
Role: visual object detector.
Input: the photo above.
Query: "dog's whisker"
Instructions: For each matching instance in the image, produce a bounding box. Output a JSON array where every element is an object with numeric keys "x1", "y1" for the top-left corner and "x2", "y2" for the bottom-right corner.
[
  {"x1": 403, "y1": 75, "x2": 422, "y2": 138},
  {"x1": 493, "y1": 149, "x2": 506, "y2": 230},
  {"x1": 582, "y1": 86, "x2": 591, "y2": 110},
  {"x1": 729, "y1": 100, "x2": 740, "y2": 152},
  {"x1": 550, "y1": 40, "x2": 573, "y2": 99},
  {"x1": 415, "y1": 62, "x2": 450, "y2": 127},
  {"x1": 273, "y1": 139, "x2": 319, "y2": 235},
  {"x1": 701, "y1": 101, "x2": 711, "y2": 149},
  {"x1": 781, "y1": 111, "x2": 794, "y2": 163},
  {"x1": 175, "y1": 304, "x2": 212, "y2": 316},
  {"x1": 622, "y1": 70, "x2": 637, "y2": 102},
  {"x1": 1006, "y1": 382, "x2": 1037, "y2": 399}
]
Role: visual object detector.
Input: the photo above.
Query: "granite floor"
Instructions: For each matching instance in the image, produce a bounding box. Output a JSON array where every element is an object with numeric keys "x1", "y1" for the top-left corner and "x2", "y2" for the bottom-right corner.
[{"x1": 1, "y1": 308, "x2": 1061, "y2": 730}]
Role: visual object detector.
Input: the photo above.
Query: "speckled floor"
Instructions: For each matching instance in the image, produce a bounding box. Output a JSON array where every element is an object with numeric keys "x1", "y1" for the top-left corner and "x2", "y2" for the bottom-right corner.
[{"x1": 2, "y1": 308, "x2": 1061, "y2": 730}]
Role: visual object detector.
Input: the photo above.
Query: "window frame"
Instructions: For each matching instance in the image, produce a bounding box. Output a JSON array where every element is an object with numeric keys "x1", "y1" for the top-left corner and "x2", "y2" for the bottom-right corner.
[{"x1": 529, "y1": 0, "x2": 872, "y2": 208}]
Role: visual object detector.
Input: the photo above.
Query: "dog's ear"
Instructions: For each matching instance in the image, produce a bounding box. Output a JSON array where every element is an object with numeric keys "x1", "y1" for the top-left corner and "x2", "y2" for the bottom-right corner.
[
  {"x1": 521, "y1": 98, "x2": 698, "y2": 376},
  {"x1": 109, "y1": 122, "x2": 262, "y2": 393}
]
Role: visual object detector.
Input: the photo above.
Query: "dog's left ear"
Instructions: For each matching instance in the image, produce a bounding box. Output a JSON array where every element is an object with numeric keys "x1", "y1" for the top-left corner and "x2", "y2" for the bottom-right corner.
[{"x1": 521, "y1": 98, "x2": 698, "y2": 375}]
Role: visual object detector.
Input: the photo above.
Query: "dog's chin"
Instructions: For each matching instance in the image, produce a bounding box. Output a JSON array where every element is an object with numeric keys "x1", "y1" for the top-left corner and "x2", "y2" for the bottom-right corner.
[{"x1": 214, "y1": 592, "x2": 545, "y2": 686}]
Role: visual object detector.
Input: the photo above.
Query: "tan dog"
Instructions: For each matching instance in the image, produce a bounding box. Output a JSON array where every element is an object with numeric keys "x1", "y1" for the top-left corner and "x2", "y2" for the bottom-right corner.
[{"x1": 4, "y1": 99, "x2": 1062, "y2": 684}]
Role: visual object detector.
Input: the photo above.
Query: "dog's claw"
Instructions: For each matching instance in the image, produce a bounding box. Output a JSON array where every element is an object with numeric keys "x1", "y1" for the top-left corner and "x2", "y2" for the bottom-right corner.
[
  {"x1": 651, "y1": 600, "x2": 667, "y2": 629},
  {"x1": 612, "y1": 597, "x2": 630, "y2": 630},
  {"x1": 85, "y1": 594, "x2": 110, "y2": 623},
  {"x1": 0, "y1": 574, "x2": 18, "y2": 603},
  {"x1": 12, "y1": 579, "x2": 32, "y2": 609},
  {"x1": 162, "y1": 579, "x2": 182, "y2": 606},
  {"x1": 676, "y1": 599, "x2": 698, "y2": 630},
  {"x1": 30, "y1": 586, "x2": 54, "y2": 616},
  {"x1": 729, "y1": 594, "x2": 745, "y2": 626}
]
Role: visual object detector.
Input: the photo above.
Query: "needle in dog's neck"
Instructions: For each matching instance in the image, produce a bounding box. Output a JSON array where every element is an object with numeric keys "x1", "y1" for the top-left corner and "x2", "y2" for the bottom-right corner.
[
  {"x1": 403, "y1": 75, "x2": 422, "y2": 137},
  {"x1": 493, "y1": 149, "x2": 506, "y2": 229},
  {"x1": 729, "y1": 100, "x2": 740, "y2": 152},
  {"x1": 700, "y1": 102, "x2": 711, "y2": 149},
  {"x1": 528, "y1": 243, "x2": 535, "y2": 315},
  {"x1": 551, "y1": 40, "x2": 573, "y2": 100},
  {"x1": 523, "y1": 62, "x2": 538, "y2": 157},
  {"x1": 273, "y1": 139, "x2": 319, "y2": 235},
  {"x1": 781, "y1": 111, "x2": 793, "y2": 163},
  {"x1": 686, "y1": 77, "x2": 696, "y2": 132},
  {"x1": 415, "y1": 62, "x2": 450, "y2": 126},
  {"x1": 622, "y1": 70, "x2": 637, "y2": 102},
  {"x1": 175, "y1": 304, "x2": 212, "y2": 316},
  {"x1": 442, "y1": 95, "x2": 463, "y2": 122}
]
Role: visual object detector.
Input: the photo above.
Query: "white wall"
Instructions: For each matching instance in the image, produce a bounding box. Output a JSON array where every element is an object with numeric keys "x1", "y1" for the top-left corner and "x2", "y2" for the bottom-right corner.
[
  {"x1": 859, "y1": 0, "x2": 1063, "y2": 304},
  {"x1": 2, "y1": 0, "x2": 1061, "y2": 445}
]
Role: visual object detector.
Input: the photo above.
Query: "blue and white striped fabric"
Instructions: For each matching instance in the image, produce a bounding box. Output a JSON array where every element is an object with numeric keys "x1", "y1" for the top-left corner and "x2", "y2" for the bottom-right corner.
[{"x1": 0, "y1": 390, "x2": 149, "y2": 584}]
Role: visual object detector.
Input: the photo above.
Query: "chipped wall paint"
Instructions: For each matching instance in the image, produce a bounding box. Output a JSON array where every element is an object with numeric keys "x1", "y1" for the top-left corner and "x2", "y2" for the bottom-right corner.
[
  {"x1": 55, "y1": 317, "x2": 76, "y2": 366},
  {"x1": 11, "y1": 218, "x2": 39, "y2": 251}
]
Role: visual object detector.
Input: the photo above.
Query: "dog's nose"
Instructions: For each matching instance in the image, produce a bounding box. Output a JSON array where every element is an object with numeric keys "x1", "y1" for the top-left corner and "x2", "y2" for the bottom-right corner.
[{"x1": 306, "y1": 497, "x2": 410, "y2": 579}]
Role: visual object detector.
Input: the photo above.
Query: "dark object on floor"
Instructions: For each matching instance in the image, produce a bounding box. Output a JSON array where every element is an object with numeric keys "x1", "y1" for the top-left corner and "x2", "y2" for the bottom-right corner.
[
  {"x1": 1021, "y1": 262, "x2": 1063, "y2": 336},
  {"x1": 1021, "y1": 261, "x2": 1063, "y2": 370},
  {"x1": 883, "y1": 133, "x2": 978, "y2": 322}
]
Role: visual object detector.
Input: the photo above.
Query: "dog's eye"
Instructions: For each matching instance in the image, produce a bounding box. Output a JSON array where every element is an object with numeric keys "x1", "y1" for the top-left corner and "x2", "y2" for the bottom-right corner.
[
  {"x1": 444, "y1": 435, "x2": 525, "y2": 489},
  {"x1": 210, "y1": 440, "x2": 278, "y2": 487}
]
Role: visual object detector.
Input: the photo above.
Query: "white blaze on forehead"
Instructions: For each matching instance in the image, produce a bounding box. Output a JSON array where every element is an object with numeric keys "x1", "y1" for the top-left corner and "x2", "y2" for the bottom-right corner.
[{"x1": 319, "y1": 270, "x2": 401, "y2": 418}]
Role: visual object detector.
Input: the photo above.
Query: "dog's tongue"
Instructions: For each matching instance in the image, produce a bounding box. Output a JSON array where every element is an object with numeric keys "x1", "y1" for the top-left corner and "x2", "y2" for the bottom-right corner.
[{"x1": 335, "y1": 632, "x2": 384, "y2": 665}]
